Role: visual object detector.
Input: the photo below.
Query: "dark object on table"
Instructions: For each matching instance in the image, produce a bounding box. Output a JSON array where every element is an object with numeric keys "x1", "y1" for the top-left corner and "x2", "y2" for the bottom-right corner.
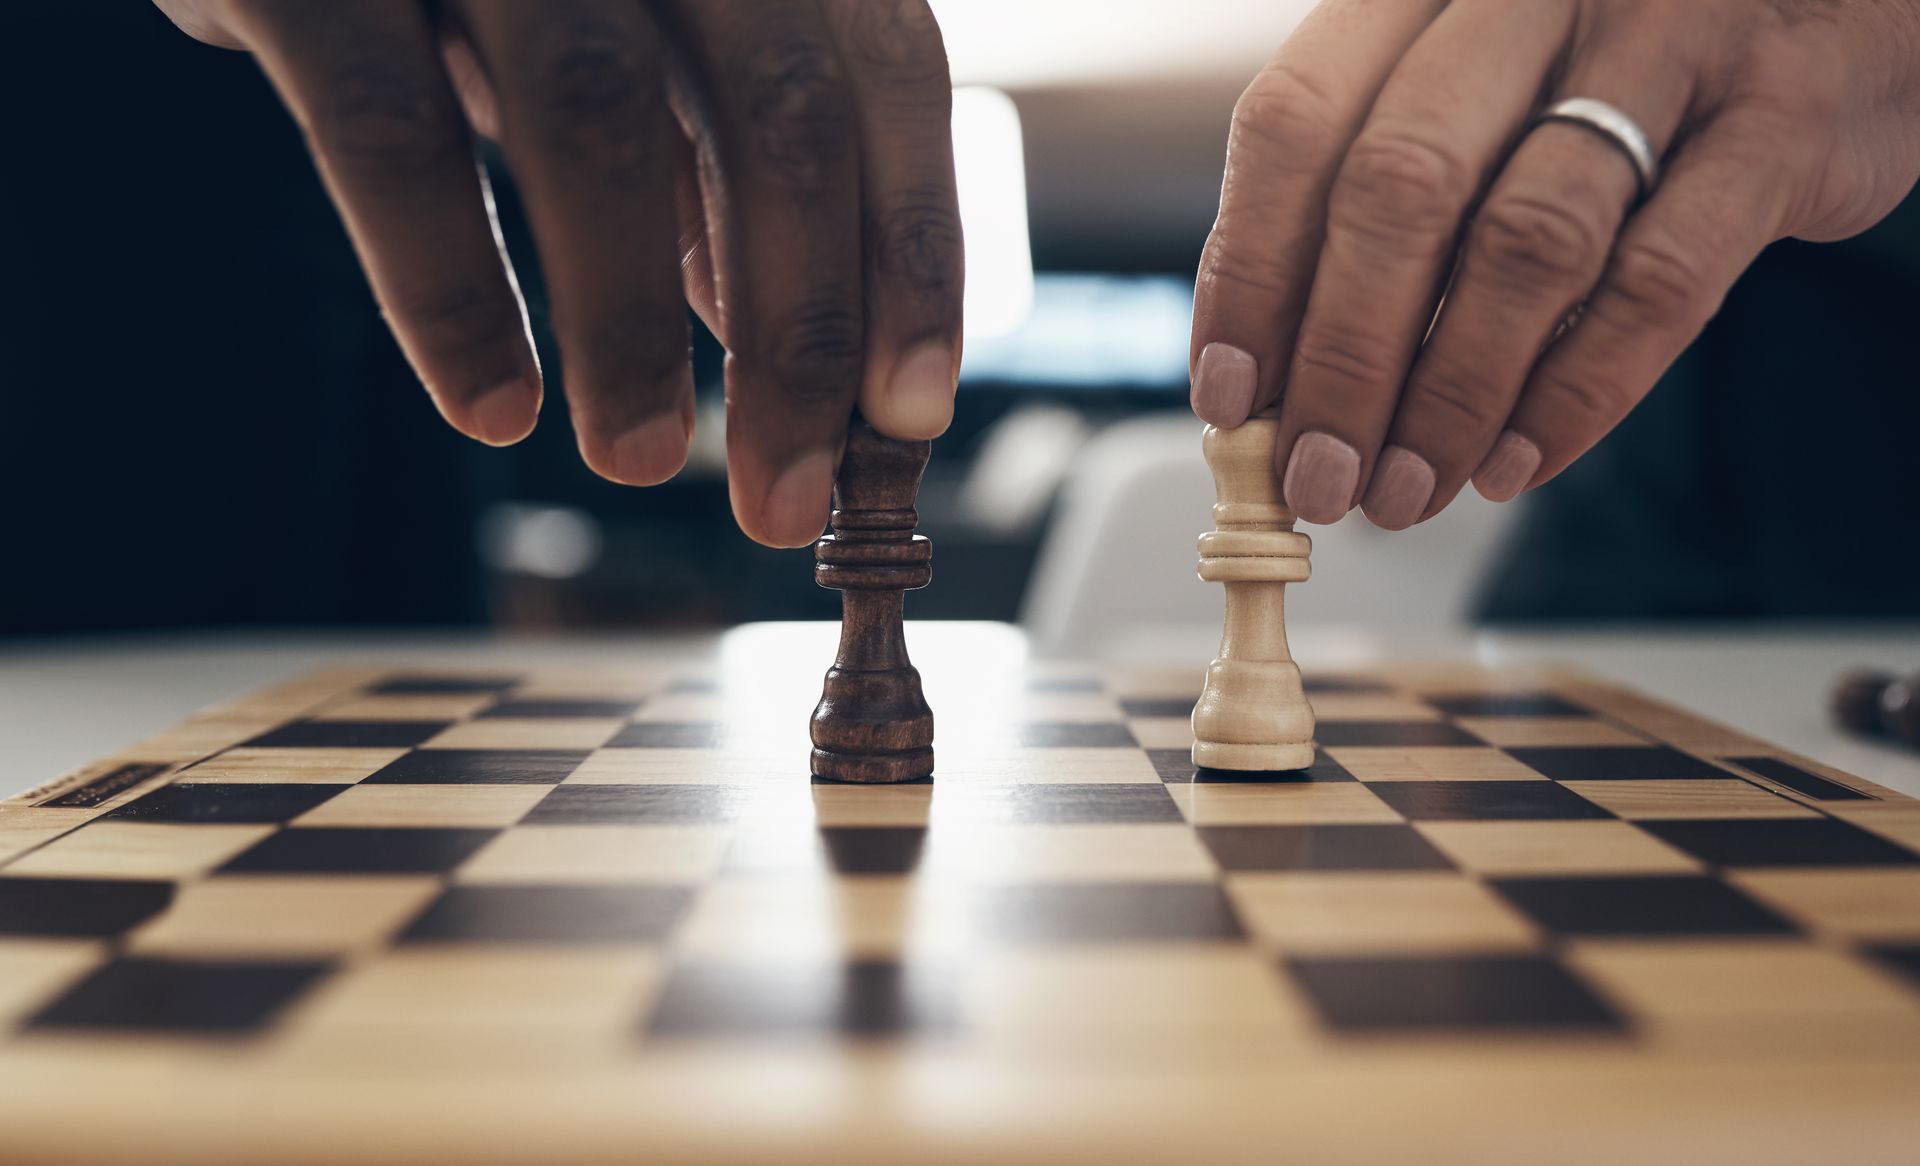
[
  {"x1": 809, "y1": 419, "x2": 936, "y2": 784},
  {"x1": 1830, "y1": 669, "x2": 1920, "y2": 749}
]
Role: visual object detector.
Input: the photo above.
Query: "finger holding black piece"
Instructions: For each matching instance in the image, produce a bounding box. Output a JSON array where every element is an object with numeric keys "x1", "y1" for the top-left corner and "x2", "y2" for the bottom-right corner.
[{"x1": 657, "y1": 0, "x2": 868, "y2": 548}]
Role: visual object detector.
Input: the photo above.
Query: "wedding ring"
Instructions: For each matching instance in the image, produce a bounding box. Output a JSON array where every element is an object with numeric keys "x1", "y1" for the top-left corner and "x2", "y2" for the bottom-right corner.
[{"x1": 1536, "y1": 97, "x2": 1658, "y2": 199}]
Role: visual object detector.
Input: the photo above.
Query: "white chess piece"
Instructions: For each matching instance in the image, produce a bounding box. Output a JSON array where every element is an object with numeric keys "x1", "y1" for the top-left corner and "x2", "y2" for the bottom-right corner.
[{"x1": 1190, "y1": 410, "x2": 1316, "y2": 770}]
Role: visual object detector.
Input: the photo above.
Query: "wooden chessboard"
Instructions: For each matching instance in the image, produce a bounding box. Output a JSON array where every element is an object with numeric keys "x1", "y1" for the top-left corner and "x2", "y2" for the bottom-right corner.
[{"x1": 1, "y1": 646, "x2": 1917, "y2": 1164}]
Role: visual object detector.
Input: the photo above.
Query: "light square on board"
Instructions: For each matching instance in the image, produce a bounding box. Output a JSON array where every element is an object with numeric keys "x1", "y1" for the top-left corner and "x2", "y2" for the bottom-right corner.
[
  {"x1": 1169, "y1": 781, "x2": 1404, "y2": 826},
  {"x1": 1227, "y1": 872, "x2": 1539, "y2": 955},
  {"x1": 1125, "y1": 717, "x2": 1196, "y2": 750},
  {"x1": 1328, "y1": 747, "x2": 1545, "y2": 782},
  {"x1": 296, "y1": 946, "x2": 663, "y2": 1033},
  {"x1": 808, "y1": 784, "x2": 935, "y2": 827},
  {"x1": 1414, "y1": 821, "x2": 1703, "y2": 877},
  {"x1": 292, "y1": 785, "x2": 549, "y2": 829},
  {"x1": 937, "y1": 748, "x2": 1161, "y2": 785},
  {"x1": 674, "y1": 875, "x2": 931, "y2": 961},
  {"x1": 628, "y1": 693, "x2": 724, "y2": 723},
  {"x1": 962, "y1": 947, "x2": 1314, "y2": 1046},
  {"x1": 127, "y1": 876, "x2": 441, "y2": 957},
  {"x1": 423, "y1": 719, "x2": 626, "y2": 752},
  {"x1": 1560, "y1": 779, "x2": 1821, "y2": 820},
  {"x1": 6, "y1": 823, "x2": 277, "y2": 880},
  {"x1": 1565, "y1": 939, "x2": 1920, "y2": 1023},
  {"x1": 1729, "y1": 869, "x2": 1920, "y2": 940},
  {"x1": 1305, "y1": 694, "x2": 1446, "y2": 722},
  {"x1": 456, "y1": 825, "x2": 730, "y2": 885},
  {"x1": 175, "y1": 748, "x2": 409, "y2": 785}
]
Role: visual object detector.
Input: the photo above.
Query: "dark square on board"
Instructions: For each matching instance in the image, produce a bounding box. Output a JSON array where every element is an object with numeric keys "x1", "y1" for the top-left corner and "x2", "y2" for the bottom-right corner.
[
  {"x1": 216, "y1": 827, "x2": 500, "y2": 874},
  {"x1": 1313, "y1": 721, "x2": 1482, "y2": 747},
  {"x1": 1424, "y1": 693, "x2": 1592, "y2": 718},
  {"x1": 106, "y1": 782, "x2": 342, "y2": 823},
  {"x1": 973, "y1": 883, "x2": 1244, "y2": 943},
  {"x1": 241, "y1": 721, "x2": 451, "y2": 749},
  {"x1": 1504, "y1": 746, "x2": 1729, "y2": 782},
  {"x1": 1727, "y1": 756, "x2": 1873, "y2": 802},
  {"x1": 1027, "y1": 677, "x2": 1105, "y2": 694},
  {"x1": 1492, "y1": 875, "x2": 1798, "y2": 937},
  {"x1": 1300, "y1": 676, "x2": 1394, "y2": 695},
  {"x1": 606, "y1": 722, "x2": 722, "y2": 748},
  {"x1": 1287, "y1": 953, "x2": 1624, "y2": 1033},
  {"x1": 989, "y1": 783, "x2": 1184, "y2": 825},
  {"x1": 1199, "y1": 824, "x2": 1455, "y2": 872},
  {"x1": 1368, "y1": 781, "x2": 1612, "y2": 822},
  {"x1": 647, "y1": 960, "x2": 957, "y2": 1038},
  {"x1": 524, "y1": 784, "x2": 748, "y2": 825},
  {"x1": 366, "y1": 675, "x2": 521, "y2": 695},
  {"x1": 400, "y1": 885, "x2": 693, "y2": 944},
  {"x1": 1638, "y1": 819, "x2": 1920, "y2": 868},
  {"x1": 1017, "y1": 723, "x2": 1139, "y2": 748},
  {"x1": 1119, "y1": 697, "x2": 1196, "y2": 719},
  {"x1": 476, "y1": 699, "x2": 643, "y2": 720},
  {"x1": 364, "y1": 750, "x2": 590, "y2": 785},
  {"x1": 27, "y1": 956, "x2": 331, "y2": 1034},
  {"x1": 1866, "y1": 944, "x2": 1920, "y2": 988},
  {"x1": 0, "y1": 877, "x2": 174, "y2": 938}
]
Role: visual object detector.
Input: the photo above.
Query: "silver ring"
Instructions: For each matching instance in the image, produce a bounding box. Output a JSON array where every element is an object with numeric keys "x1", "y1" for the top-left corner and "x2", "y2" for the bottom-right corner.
[{"x1": 1536, "y1": 97, "x2": 1658, "y2": 199}]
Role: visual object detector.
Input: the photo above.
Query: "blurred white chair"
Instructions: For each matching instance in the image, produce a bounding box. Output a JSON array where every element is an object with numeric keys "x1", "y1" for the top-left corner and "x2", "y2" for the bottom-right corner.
[{"x1": 1021, "y1": 411, "x2": 1524, "y2": 662}]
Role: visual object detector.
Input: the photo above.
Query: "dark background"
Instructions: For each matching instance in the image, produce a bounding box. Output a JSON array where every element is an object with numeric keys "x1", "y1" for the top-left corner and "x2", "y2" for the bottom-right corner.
[{"x1": 5, "y1": 4, "x2": 1915, "y2": 640}]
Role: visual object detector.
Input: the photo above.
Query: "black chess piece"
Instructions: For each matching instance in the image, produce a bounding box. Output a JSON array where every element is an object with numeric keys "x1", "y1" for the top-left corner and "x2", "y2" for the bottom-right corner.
[
  {"x1": 809, "y1": 417, "x2": 934, "y2": 783},
  {"x1": 1829, "y1": 668, "x2": 1920, "y2": 752}
]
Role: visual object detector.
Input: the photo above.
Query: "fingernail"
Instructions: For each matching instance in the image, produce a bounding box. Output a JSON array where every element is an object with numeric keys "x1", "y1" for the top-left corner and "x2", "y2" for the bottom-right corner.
[
  {"x1": 1192, "y1": 342, "x2": 1257, "y2": 427},
  {"x1": 1473, "y1": 432, "x2": 1541, "y2": 502},
  {"x1": 759, "y1": 448, "x2": 837, "y2": 548},
  {"x1": 880, "y1": 343, "x2": 956, "y2": 439},
  {"x1": 1361, "y1": 445, "x2": 1436, "y2": 531},
  {"x1": 469, "y1": 378, "x2": 540, "y2": 446},
  {"x1": 1282, "y1": 431, "x2": 1361, "y2": 524},
  {"x1": 606, "y1": 413, "x2": 690, "y2": 486}
]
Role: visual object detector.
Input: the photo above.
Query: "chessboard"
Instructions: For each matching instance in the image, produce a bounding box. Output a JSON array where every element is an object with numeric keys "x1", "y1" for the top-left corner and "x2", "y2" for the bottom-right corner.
[{"x1": 1, "y1": 637, "x2": 1916, "y2": 1164}]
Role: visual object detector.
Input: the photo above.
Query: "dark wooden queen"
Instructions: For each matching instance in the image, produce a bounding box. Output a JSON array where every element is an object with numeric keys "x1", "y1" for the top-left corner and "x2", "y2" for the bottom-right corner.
[{"x1": 809, "y1": 417, "x2": 935, "y2": 783}]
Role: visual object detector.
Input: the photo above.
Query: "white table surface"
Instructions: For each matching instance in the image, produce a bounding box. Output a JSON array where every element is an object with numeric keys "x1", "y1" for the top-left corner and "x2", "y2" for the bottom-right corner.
[{"x1": 1, "y1": 622, "x2": 1916, "y2": 800}]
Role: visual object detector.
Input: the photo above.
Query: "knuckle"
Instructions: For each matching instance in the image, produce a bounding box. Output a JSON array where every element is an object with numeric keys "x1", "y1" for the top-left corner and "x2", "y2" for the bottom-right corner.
[
  {"x1": 1607, "y1": 236, "x2": 1712, "y2": 327},
  {"x1": 1333, "y1": 130, "x2": 1472, "y2": 239},
  {"x1": 312, "y1": 61, "x2": 462, "y2": 180},
  {"x1": 1229, "y1": 64, "x2": 1345, "y2": 174},
  {"x1": 770, "y1": 299, "x2": 864, "y2": 404},
  {"x1": 525, "y1": 22, "x2": 665, "y2": 171},
  {"x1": 832, "y1": 0, "x2": 950, "y2": 89},
  {"x1": 394, "y1": 283, "x2": 522, "y2": 367},
  {"x1": 1537, "y1": 370, "x2": 1633, "y2": 428},
  {"x1": 1471, "y1": 192, "x2": 1611, "y2": 290},
  {"x1": 1406, "y1": 356, "x2": 1510, "y2": 432},
  {"x1": 1292, "y1": 322, "x2": 1401, "y2": 392},
  {"x1": 735, "y1": 24, "x2": 858, "y2": 187},
  {"x1": 869, "y1": 189, "x2": 962, "y2": 305}
]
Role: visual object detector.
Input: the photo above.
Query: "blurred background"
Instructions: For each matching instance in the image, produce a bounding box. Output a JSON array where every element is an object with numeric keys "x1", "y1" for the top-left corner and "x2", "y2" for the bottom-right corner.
[{"x1": 6, "y1": 1, "x2": 1916, "y2": 660}]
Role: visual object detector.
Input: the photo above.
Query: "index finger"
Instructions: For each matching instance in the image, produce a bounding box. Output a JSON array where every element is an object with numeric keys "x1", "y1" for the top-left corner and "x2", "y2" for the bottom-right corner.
[{"x1": 1188, "y1": 0, "x2": 1443, "y2": 430}]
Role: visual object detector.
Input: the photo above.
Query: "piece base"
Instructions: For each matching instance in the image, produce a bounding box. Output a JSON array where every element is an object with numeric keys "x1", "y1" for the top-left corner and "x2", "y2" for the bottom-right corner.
[
  {"x1": 810, "y1": 746, "x2": 934, "y2": 784},
  {"x1": 1192, "y1": 739, "x2": 1315, "y2": 772}
]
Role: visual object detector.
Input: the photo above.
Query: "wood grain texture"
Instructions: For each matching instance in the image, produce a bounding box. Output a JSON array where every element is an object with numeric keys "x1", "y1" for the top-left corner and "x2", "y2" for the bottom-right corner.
[
  {"x1": 1191, "y1": 410, "x2": 1316, "y2": 770},
  {"x1": 810, "y1": 418, "x2": 935, "y2": 783}
]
